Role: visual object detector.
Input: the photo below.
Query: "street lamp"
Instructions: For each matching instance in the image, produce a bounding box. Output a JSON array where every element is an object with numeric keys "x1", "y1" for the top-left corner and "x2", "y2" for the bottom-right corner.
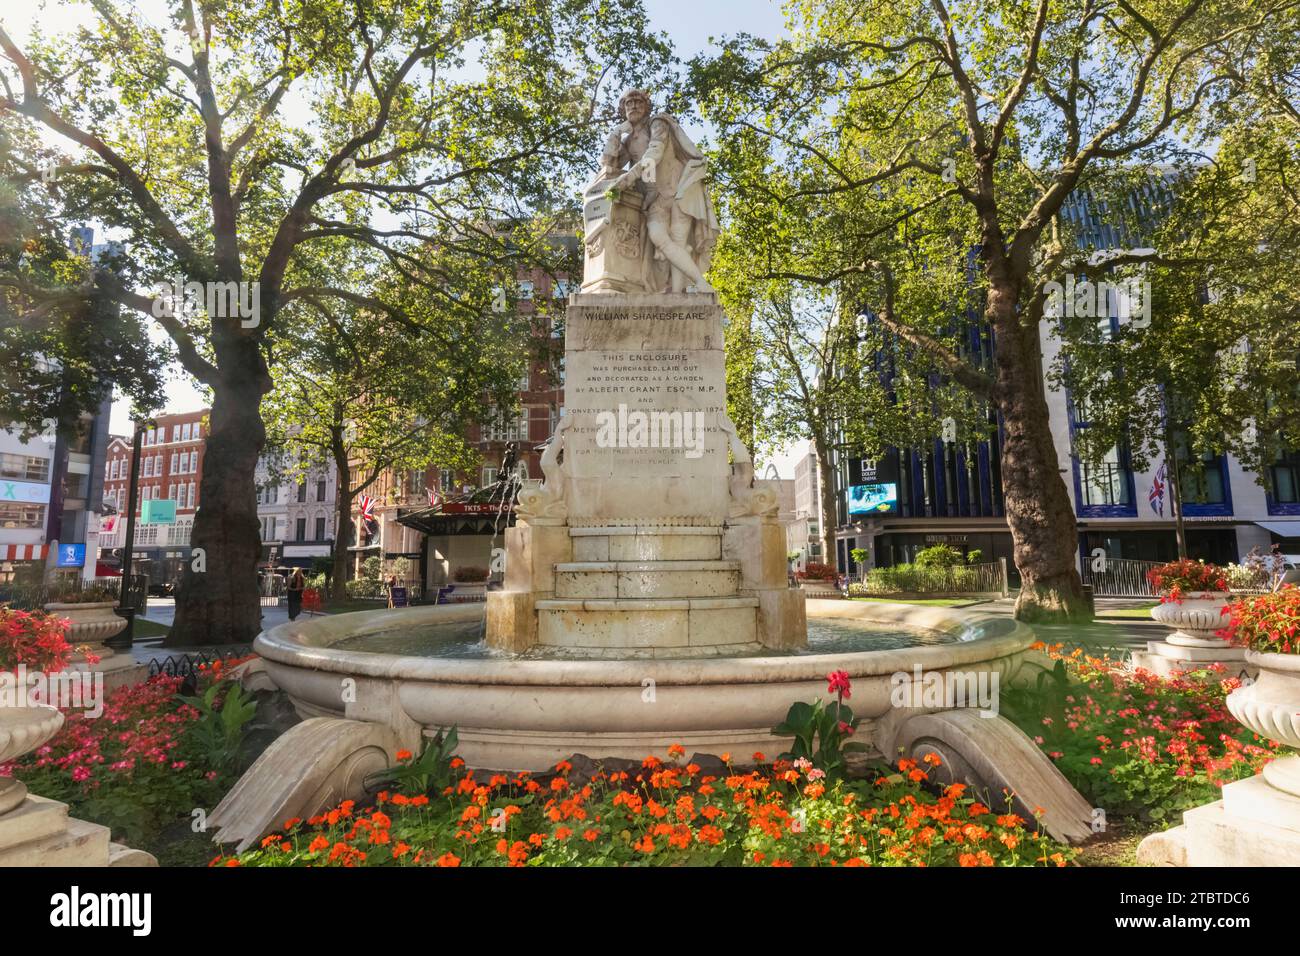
[{"x1": 107, "y1": 424, "x2": 145, "y2": 649}]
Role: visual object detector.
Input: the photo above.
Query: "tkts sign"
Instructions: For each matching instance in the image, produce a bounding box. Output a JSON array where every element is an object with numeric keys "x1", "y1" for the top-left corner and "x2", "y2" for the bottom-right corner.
[{"x1": 440, "y1": 503, "x2": 508, "y2": 515}]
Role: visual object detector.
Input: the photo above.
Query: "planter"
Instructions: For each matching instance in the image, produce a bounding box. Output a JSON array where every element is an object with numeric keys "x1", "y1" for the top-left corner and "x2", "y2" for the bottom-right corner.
[
  {"x1": 444, "y1": 582, "x2": 487, "y2": 603},
  {"x1": 1150, "y1": 592, "x2": 1232, "y2": 647},
  {"x1": 798, "y1": 579, "x2": 840, "y2": 597},
  {"x1": 1227, "y1": 650, "x2": 1300, "y2": 798},
  {"x1": 42, "y1": 602, "x2": 127, "y2": 657},
  {"x1": 0, "y1": 706, "x2": 65, "y2": 815}
]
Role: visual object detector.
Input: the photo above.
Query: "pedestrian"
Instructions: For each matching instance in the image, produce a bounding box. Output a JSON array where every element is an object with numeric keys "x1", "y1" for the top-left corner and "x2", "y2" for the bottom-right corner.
[
  {"x1": 386, "y1": 574, "x2": 398, "y2": 608},
  {"x1": 287, "y1": 567, "x2": 306, "y2": 621}
]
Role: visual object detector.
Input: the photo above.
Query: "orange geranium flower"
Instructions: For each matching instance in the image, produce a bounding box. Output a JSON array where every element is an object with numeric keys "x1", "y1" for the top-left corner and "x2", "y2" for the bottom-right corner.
[{"x1": 437, "y1": 852, "x2": 460, "y2": 867}]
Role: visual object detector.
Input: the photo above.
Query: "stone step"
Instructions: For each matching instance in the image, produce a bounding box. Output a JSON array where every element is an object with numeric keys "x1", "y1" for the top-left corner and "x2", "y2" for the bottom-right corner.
[
  {"x1": 569, "y1": 526, "x2": 722, "y2": 562},
  {"x1": 554, "y1": 560, "x2": 741, "y2": 599},
  {"x1": 0, "y1": 814, "x2": 111, "y2": 867},
  {"x1": 0, "y1": 795, "x2": 69, "y2": 852},
  {"x1": 536, "y1": 596, "x2": 758, "y2": 652}
]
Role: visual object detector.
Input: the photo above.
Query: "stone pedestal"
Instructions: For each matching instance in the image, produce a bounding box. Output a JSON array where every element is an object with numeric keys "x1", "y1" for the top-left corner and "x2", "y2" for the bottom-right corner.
[
  {"x1": 1138, "y1": 650, "x2": 1300, "y2": 865},
  {"x1": 0, "y1": 707, "x2": 155, "y2": 867},
  {"x1": 1130, "y1": 641, "x2": 1252, "y2": 680},
  {"x1": 485, "y1": 290, "x2": 804, "y2": 656},
  {"x1": 1131, "y1": 594, "x2": 1250, "y2": 679}
]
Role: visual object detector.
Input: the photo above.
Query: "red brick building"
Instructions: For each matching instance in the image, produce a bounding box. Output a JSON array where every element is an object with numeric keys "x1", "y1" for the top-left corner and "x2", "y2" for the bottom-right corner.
[{"x1": 100, "y1": 409, "x2": 210, "y2": 586}]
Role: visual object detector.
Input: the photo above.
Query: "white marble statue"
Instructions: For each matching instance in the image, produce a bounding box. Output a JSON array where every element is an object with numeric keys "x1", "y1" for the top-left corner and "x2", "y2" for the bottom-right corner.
[{"x1": 586, "y1": 89, "x2": 719, "y2": 293}]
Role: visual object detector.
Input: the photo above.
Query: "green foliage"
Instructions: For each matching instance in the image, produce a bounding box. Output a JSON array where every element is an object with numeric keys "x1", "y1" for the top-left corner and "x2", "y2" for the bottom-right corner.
[
  {"x1": 914, "y1": 544, "x2": 963, "y2": 568},
  {"x1": 853, "y1": 564, "x2": 978, "y2": 594},
  {"x1": 177, "y1": 680, "x2": 259, "y2": 779},
  {"x1": 365, "y1": 727, "x2": 460, "y2": 797},
  {"x1": 772, "y1": 698, "x2": 865, "y2": 780}
]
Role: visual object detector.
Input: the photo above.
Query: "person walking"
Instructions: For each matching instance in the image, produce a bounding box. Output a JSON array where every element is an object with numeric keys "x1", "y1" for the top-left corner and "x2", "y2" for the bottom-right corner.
[{"x1": 287, "y1": 567, "x2": 306, "y2": 621}]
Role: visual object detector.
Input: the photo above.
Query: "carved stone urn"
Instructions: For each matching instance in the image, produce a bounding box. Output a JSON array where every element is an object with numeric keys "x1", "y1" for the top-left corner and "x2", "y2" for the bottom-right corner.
[
  {"x1": 1150, "y1": 592, "x2": 1233, "y2": 646},
  {"x1": 42, "y1": 602, "x2": 127, "y2": 659},
  {"x1": 0, "y1": 706, "x2": 65, "y2": 815},
  {"x1": 1227, "y1": 651, "x2": 1300, "y2": 797}
]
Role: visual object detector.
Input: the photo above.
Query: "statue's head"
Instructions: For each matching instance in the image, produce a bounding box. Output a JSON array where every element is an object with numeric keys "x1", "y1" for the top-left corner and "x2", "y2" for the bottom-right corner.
[{"x1": 617, "y1": 89, "x2": 652, "y2": 124}]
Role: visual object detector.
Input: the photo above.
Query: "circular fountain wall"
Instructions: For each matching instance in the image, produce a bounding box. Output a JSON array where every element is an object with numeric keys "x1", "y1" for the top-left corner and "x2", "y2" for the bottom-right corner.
[{"x1": 254, "y1": 599, "x2": 1036, "y2": 770}]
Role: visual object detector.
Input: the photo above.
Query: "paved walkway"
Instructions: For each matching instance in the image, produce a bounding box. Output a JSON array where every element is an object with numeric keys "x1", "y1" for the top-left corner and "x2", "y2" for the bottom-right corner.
[{"x1": 124, "y1": 597, "x2": 294, "y2": 665}]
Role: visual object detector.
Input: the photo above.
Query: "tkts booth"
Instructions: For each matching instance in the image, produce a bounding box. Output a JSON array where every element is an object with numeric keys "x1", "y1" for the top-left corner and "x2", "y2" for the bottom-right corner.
[{"x1": 395, "y1": 490, "x2": 515, "y2": 602}]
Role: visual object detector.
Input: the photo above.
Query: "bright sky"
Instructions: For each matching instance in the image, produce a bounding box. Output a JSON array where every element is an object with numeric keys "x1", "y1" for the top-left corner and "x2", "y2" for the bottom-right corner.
[{"x1": 3, "y1": 0, "x2": 807, "y2": 474}]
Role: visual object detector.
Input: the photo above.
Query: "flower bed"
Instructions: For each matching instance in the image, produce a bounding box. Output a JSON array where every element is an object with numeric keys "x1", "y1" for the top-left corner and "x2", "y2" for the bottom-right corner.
[
  {"x1": 0, "y1": 659, "x2": 256, "y2": 844},
  {"x1": 1145, "y1": 559, "x2": 1228, "y2": 602},
  {"x1": 1219, "y1": 586, "x2": 1300, "y2": 654},
  {"x1": 0, "y1": 607, "x2": 75, "y2": 672},
  {"x1": 1004, "y1": 644, "x2": 1284, "y2": 825},
  {"x1": 217, "y1": 748, "x2": 1072, "y2": 868}
]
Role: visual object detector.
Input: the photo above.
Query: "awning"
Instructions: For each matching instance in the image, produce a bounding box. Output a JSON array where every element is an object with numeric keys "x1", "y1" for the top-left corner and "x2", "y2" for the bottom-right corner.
[
  {"x1": 1256, "y1": 520, "x2": 1300, "y2": 538},
  {"x1": 0, "y1": 544, "x2": 47, "y2": 561},
  {"x1": 396, "y1": 508, "x2": 514, "y2": 537}
]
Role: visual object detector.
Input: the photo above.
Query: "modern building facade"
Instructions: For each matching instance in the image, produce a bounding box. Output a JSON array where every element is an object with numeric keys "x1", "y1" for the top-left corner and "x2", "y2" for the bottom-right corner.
[{"x1": 830, "y1": 183, "x2": 1300, "y2": 578}]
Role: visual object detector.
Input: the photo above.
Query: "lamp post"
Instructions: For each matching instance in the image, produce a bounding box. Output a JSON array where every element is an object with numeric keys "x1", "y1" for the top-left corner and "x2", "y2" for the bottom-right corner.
[{"x1": 108, "y1": 425, "x2": 144, "y2": 649}]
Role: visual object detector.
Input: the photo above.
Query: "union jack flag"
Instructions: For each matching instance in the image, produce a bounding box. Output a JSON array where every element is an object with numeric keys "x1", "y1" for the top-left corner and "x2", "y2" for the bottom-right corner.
[
  {"x1": 1148, "y1": 461, "x2": 1167, "y2": 516},
  {"x1": 358, "y1": 494, "x2": 378, "y2": 528}
]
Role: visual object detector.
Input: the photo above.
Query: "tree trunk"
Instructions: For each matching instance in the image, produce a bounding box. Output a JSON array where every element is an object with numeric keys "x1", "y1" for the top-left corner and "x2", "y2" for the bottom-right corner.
[
  {"x1": 991, "y1": 295, "x2": 1089, "y2": 622},
  {"x1": 166, "y1": 354, "x2": 268, "y2": 646},
  {"x1": 332, "y1": 454, "x2": 353, "y2": 600},
  {"x1": 814, "y1": 440, "x2": 838, "y2": 573}
]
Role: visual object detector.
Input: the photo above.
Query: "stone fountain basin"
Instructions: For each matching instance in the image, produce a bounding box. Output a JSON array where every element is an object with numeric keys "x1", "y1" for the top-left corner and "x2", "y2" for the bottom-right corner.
[{"x1": 253, "y1": 599, "x2": 1036, "y2": 771}]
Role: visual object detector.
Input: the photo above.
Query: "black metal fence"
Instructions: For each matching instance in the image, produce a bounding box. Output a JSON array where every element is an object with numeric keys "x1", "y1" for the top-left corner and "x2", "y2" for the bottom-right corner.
[
  {"x1": 146, "y1": 645, "x2": 255, "y2": 681},
  {"x1": 0, "y1": 574, "x2": 148, "y2": 612}
]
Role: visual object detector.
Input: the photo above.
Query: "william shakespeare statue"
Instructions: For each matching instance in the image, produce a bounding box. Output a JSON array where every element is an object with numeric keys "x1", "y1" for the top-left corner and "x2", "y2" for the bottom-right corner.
[{"x1": 581, "y1": 89, "x2": 720, "y2": 294}]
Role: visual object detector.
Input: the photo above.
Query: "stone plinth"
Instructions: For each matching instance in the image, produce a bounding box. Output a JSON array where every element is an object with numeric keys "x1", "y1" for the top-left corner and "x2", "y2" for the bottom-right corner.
[
  {"x1": 1130, "y1": 640, "x2": 1252, "y2": 680},
  {"x1": 485, "y1": 289, "x2": 805, "y2": 656},
  {"x1": 563, "y1": 292, "x2": 730, "y2": 526}
]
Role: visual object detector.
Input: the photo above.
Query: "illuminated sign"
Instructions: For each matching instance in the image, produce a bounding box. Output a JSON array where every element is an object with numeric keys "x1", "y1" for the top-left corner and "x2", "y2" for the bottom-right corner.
[{"x1": 848, "y1": 483, "x2": 898, "y2": 515}]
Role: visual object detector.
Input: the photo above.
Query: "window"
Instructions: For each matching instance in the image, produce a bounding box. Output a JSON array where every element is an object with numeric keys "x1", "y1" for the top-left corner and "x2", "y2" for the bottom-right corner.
[
  {"x1": 1079, "y1": 446, "x2": 1132, "y2": 507},
  {"x1": 297, "y1": 482, "x2": 307, "y2": 503},
  {"x1": 0, "y1": 502, "x2": 45, "y2": 529},
  {"x1": 518, "y1": 280, "x2": 534, "y2": 300},
  {"x1": 188, "y1": 451, "x2": 198, "y2": 473},
  {"x1": 187, "y1": 482, "x2": 195, "y2": 509},
  {"x1": 143, "y1": 457, "x2": 154, "y2": 478},
  {"x1": 295, "y1": 517, "x2": 307, "y2": 541},
  {"x1": 168, "y1": 483, "x2": 176, "y2": 502},
  {"x1": 1272, "y1": 450, "x2": 1300, "y2": 503},
  {"x1": 552, "y1": 279, "x2": 571, "y2": 300},
  {"x1": 315, "y1": 516, "x2": 326, "y2": 540},
  {"x1": 170, "y1": 453, "x2": 178, "y2": 474},
  {"x1": 316, "y1": 479, "x2": 326, "y2": 501},
  {"x1": 482, "y1": 466, "x2": 498, "y2": 486},
  {"x1": 1, "y1": 454, "x2": 50, "y2": 483},
  {"x1": 481, "y1": 407, "x2": 529, "y2": 443},
  {"x1": 172, "y1": 425, "x2": 181, "y2": 442},
  {"x1": 518, "y1": 366, "x2": 530, "y2": 391},
  {"x1": 439, "y1": 469, "x2": 453, "y2": 490},
  {"x1": 1173, "y1": 437, "x2": 1227, "y2": 506}
]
